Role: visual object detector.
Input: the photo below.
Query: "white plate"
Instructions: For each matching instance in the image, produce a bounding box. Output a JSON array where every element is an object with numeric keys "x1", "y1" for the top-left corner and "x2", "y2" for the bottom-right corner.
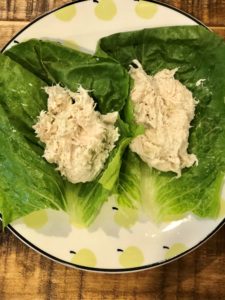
[{"x1": 3, "y1": 0, "x2": 225, "y2": 273}]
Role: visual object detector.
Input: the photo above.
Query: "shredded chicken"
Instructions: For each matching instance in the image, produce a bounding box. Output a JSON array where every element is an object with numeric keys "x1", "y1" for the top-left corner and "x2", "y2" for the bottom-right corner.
[
  {"x1": 33, "y1": 85, "x2": 119, "y2": 183},
  {"x1": 129, "y1": 60, "x2": 198, "y2": 176}
]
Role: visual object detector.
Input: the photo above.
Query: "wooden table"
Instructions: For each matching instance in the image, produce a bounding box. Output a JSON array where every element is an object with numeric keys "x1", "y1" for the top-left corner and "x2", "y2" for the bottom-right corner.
[{"x1": 0, "y1": 1, "x2": 225, "y2": 299}]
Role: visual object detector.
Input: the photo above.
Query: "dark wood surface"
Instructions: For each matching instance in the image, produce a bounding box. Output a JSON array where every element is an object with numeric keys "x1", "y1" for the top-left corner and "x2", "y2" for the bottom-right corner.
[{"x1": 0, "y1": 1, "x2": 225, "y2": 299}]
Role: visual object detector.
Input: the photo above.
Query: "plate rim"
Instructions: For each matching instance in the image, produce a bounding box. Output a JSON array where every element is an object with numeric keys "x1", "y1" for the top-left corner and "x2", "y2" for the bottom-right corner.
[
  {"x1": 7, "y1": 217, "x2": 225, "y2": 273},
  {"x1": 1, "y1": 0, "x2": 224, "y2": 273}
]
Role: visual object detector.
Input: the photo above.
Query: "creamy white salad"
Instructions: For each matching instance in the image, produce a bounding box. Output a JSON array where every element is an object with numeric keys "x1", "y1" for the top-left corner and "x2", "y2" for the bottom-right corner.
[
  {"x1": 129, "y1": 60, "x2": 198, "y2": 176},
  {"x1": 33, "y1": 85, "x2": 119, "y2": 183}
]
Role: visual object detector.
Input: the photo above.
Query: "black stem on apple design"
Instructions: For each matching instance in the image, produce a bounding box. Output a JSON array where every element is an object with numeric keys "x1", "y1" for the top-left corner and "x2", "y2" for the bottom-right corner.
[
  {"x1": 163, "y1": 246, "x2": 170, "y2": 250},
  {"x1": 112, "y1": 207, "x2": 119, "y2": 210}
]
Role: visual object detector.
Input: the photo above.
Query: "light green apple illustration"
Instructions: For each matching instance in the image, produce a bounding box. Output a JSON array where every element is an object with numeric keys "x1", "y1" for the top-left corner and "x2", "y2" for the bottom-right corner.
[
  {"x1": 165, "y1": 243, "x2": 188, "y2": 260},
  {"x1": 71, "y1": 248, "x2": 97, "y2": 267},
  {"x1": 23, "y1": 210, "x2": 48, "y2": 229},
  {"x1": 54, "y1": 5, "x2": 77, "y2": 22},
  {"x1": 135, "y1": 0, "x2": 158, "y2": 19},
  {"x1": 95, "y1": 0, "x2": 117, "y2": 21},
  {"x1": 114, "y1": 207, "x2": 139, "y2": 228},
  {"x1": 118, "y1": 246, "x2": 144, "y2": 268},
  {"x1": 219, "y1": 199, "x2": 225, "y2": 218}
]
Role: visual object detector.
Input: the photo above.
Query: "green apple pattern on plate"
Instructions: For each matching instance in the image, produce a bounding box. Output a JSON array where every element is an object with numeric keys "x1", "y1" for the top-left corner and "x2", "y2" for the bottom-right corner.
[{"x1": 3, "y1": 0, "x2": 225, "y2": 272}]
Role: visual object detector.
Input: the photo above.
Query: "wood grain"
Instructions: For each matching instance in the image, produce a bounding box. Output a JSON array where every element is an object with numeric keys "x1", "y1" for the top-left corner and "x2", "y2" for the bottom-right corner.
[
  {"x1": 163, "y1": 0, "x2": 225, "y2": 26},
  {"x1": 0, "y1": 0, "x2": 69, "y2": 21},
  {"x1": 0, "y1": 21, "x2": 28, "y2": 49},
  {"x1": 0, "y1": 1, "x2": 225, "y2": 299}
]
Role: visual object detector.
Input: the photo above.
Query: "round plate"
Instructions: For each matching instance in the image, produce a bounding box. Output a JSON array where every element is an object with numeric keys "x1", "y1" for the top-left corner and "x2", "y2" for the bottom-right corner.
[{"x1": 3, "y1": 0, "x2": 225, "y2": 273}]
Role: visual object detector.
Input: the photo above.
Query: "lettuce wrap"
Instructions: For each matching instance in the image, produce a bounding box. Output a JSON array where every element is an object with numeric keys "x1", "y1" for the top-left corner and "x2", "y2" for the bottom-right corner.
[{"x1": 96, "y1": 25, "x2": 225, "y2": 221}]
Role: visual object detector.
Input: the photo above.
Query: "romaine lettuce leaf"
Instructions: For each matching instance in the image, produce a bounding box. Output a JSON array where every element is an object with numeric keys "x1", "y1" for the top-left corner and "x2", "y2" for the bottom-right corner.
[
  {"x1": 0, "y1": 54, "x2": 65, "y2": 226},
  {"x1": 64, "y1": 181, "x2": 109, "y2": 227},
  {"x1": 5, "y1": 39, "x2": 130, "y2": 114},
  {"x1": 0, "y1": 51, "x2": 130, "y2": 227},
  {"x1": 97, "y1": 25, "x2": 225, "y2": 221},
  {"x1": 99, "y1": 137, "x2": 131, "y2": 191},
  {"x1": 117, "y1": 150, "x2": 142, "y2": 209},
  {"x1": 4, "y1": 40, "x2": 135, "y2": 223}
]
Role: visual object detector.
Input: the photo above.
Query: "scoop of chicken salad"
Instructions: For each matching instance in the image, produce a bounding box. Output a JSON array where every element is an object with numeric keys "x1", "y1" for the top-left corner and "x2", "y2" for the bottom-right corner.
[
  {"x1": 33, "y1": 85, "x2": 119, "y2": 184},
  {"x1": 129, "y1": 60, "x2": 198, "y2": 177}
]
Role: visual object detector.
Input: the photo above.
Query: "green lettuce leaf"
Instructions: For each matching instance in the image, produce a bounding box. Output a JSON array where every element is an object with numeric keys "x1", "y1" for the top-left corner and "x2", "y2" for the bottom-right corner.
[
  {"x1": 99, "y1": 137, "x2": 131, "y2": 191},
  {"x1": 5, "y1": 39, "x2": 130, "y2": 114},
  {"x1": 117, "y1": 150, "x2": 142, "y2": 209},
  {"x1": 5, "y1": 40, "x2": 134, "y2": 222},
  {"x1": 0, "y1": 54, "x2": 66, "y2": 227},
  {"x1": 64, "y1": 181, "x2": 109, "y2": 227},
  {"x1": 0, "y1": 50, "x2": 130, "y2": 227},
  {"x1": 97, "y1": 25, "x2": 225, "y2": 221}
]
